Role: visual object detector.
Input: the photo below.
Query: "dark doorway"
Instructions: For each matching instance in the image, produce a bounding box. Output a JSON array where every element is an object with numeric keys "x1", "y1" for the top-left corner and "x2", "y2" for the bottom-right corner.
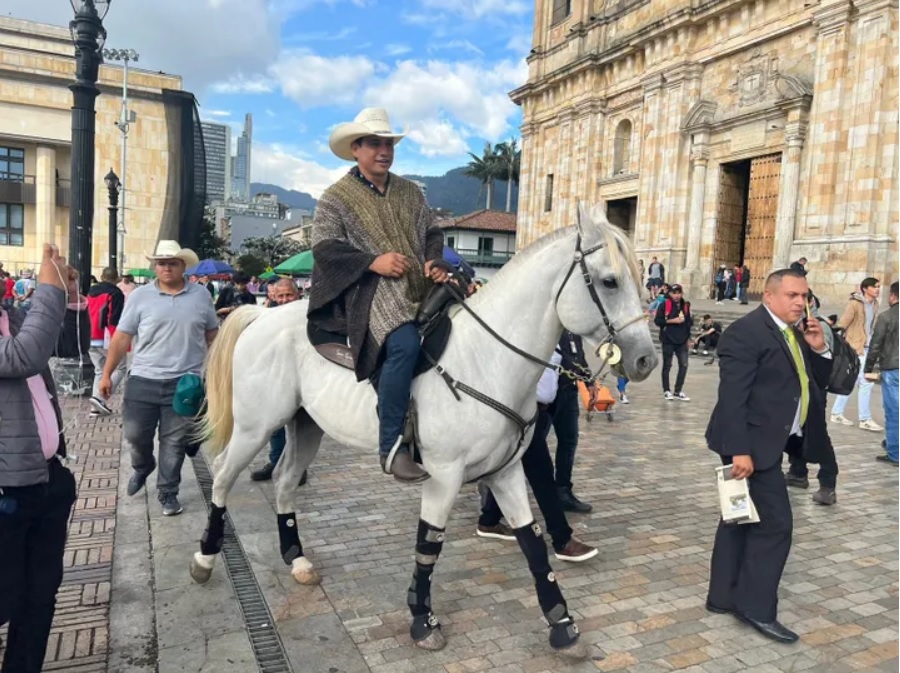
[
  {"x1": 606, "y1": 197, "x2": 637, "y2": 237},
  {"x1": 713, "y1": 160, "x2": 750, "y2": 298}
]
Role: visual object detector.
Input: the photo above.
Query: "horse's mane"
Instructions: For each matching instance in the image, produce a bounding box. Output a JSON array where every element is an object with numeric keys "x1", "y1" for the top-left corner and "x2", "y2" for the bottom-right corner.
[{"x1": 479, "y1": 206, "x2": 641, "y2": 293}]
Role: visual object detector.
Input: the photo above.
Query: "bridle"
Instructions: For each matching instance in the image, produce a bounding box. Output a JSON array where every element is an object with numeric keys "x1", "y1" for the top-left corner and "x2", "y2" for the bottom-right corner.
[{"x1": 554, "y1": 231, "x2": 647, "y2": 364}]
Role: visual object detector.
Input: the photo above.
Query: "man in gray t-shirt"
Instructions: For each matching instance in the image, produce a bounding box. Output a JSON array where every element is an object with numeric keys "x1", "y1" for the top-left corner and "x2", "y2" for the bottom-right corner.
[{"x1": 100, "y1": 241, "x2": 218, "y2": 516}]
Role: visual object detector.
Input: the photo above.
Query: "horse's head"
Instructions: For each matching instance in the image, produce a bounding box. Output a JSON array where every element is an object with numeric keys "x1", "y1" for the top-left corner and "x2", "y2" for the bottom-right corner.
[{"x1": 553, "y1": 203, "x2": 658, "y2": 381}]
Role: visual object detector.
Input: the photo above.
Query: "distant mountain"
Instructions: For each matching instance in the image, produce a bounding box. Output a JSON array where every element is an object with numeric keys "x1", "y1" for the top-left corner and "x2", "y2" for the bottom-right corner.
[
  {"x1": 252, "y1": 167, "x2": 519, "y2": 217},
  {"x1": 250, "y1": 183, "x2": 317, "y2": 211},
  {"x1": 404, "y1": 167, "x2": 519, "y2": 216}
]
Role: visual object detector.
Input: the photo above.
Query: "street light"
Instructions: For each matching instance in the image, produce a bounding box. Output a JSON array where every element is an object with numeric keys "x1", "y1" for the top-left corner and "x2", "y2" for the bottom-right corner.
[
  {"x1": 68, "y1": 0, "x2": 110, "y2": 295},
  {"x1": 104, "y1": 168, "x2": 120, "y2": 270},
  {"x1": 101, "y1": 46, "x2": 138, "y2": 276}
]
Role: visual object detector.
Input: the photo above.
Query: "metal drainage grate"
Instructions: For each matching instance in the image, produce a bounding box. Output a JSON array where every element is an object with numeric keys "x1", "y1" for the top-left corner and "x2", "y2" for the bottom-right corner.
[{"x1": 192, "y1": 454, "x2": 293, "y2": 673}]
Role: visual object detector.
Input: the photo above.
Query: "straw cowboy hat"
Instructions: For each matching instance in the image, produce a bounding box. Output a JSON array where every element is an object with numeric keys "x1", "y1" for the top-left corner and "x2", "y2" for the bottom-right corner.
[
  {"x1": 146, "y1": 240, "x2": 200, "y2": 268},
  {"x1": 328, "y1": 108, "x2": 406, "y2": 162}
]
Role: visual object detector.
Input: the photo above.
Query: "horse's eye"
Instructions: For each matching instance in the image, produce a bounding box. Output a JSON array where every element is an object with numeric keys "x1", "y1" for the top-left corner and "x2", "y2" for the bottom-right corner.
[{"x1": 602, "y1": 277, "x2": 618, "y2": 289}]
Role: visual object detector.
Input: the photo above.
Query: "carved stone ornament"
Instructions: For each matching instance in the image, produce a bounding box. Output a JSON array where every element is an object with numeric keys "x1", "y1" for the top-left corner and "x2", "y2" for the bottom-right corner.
[
  {"x1": 681, "y1": 99, "x2": 717, "y2": 132},
  {"x1": 729, "y1": 49, "x2": 779, "y2": 107}
]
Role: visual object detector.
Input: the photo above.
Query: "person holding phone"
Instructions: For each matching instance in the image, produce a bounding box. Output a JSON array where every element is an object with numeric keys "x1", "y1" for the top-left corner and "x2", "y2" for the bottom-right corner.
[{"x1": 705, "y1": 269, "x2": 832, "y2": 644}]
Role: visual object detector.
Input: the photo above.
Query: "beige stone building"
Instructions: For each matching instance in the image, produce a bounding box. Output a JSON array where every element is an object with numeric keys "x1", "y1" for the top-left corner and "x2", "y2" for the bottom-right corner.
[
  {"x1": 511, "y1": 0, "x2": 898, "y2": 301},
  {"x1": 0, "y1": 16, "x2": 201, "y2": 278}
]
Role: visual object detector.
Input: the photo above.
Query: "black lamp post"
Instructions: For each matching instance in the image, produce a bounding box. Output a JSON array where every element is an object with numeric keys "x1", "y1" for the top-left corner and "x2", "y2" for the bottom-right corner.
[
  {"x1": 68, "y1": 0, "x2": 110, "y2": 295},
  {"x1": 104, "y1": 168, "x2": 120, "y2": 271}
]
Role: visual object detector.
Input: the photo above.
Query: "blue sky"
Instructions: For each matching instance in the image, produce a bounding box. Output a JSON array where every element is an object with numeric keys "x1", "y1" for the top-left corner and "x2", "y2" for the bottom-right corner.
[{"x1": 21, "y1": 0, "x2": 534, "y2": 196}]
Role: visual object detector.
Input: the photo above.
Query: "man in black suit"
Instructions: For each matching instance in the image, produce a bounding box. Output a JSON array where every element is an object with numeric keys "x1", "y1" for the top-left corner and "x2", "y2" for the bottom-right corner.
[{"x1": 705, "y1": 269, "x2": 832, "y2": 643}]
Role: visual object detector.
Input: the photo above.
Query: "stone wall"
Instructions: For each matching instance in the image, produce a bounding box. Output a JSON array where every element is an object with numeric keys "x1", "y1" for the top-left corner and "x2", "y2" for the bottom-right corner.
[
  {"x1": 512, "y1": 0, "x2": 898, "y2": 304},
  {"x1": 0, "y1": 17, "x2": 183, "y2": 276}
]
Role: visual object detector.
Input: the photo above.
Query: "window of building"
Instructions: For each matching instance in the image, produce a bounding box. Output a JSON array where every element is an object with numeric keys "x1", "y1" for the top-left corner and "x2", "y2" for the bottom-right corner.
[
  {"x1": 613, "y1": 119, "x2": 633, "y2": 175},
  {"x1": 0, "y1": 147, "x2": 25, "y2": 183},
  {"x1": 477, "y1": 237, "x2": 494, "y2": 257},
  {"x1": 551, "y1": 0, "x2": 572, "y2": 24},
  {"x1": 544, "y1": 174, "x2": 554, "y2": 212},
  {"x1": 447, "y1": 235, "x2": 455, "y2": 249},
  {"x1": 0, "y1": 204, "x2": 25, "y2": 246}
]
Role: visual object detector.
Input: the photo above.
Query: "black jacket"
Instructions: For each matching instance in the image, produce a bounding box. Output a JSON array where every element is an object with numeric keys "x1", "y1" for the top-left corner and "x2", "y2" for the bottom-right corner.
[
  {"x1": 557, "y1": 332, "x2": 590, "y2": 388},
  {"x1": 706, "y1": 306, "x2": 834, "y2": 470},
  {"x1": 654, "y1": 297, "x2": 693, "y2": 345}
]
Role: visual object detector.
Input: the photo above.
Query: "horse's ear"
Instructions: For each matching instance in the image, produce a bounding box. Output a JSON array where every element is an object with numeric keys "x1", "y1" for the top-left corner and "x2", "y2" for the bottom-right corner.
[{"x1": 575, "y1": 201, "x2": 590, "y2": 239}]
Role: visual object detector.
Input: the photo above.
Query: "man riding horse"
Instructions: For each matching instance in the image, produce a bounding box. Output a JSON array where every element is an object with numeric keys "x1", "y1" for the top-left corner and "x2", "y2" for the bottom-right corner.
[{"x1": 307, "y1": 108, "x2": 451, "y2": 483}]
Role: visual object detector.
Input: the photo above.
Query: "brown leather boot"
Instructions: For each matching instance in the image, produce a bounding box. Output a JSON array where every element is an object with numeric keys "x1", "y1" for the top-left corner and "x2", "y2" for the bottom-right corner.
[{"x1": 380, "y1": 448, "x2": 430, "y2": 483}]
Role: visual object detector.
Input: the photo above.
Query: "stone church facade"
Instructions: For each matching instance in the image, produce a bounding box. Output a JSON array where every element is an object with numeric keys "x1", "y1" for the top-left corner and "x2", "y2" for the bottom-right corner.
[{"x1": 511, "y1": 0, "x2": 897, "y2": 301}]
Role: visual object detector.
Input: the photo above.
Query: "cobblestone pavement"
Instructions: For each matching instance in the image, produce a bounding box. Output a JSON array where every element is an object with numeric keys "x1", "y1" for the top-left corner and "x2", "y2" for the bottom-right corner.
[{"x1": 24, "y1": 354, "x2": 899, "y2": 673}]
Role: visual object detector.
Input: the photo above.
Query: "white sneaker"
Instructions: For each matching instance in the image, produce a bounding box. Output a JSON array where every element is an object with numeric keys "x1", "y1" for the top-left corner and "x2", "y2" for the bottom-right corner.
[
  {"x1": 715, "y1": 301, "x2": 723, "y2": 305},
  {"x1": 619, "y1": 393, "x2": 630, "y2": 404},
  {"x1": 89, "y1": 396, "x2": 113, "y2": 416},
  {"x1": 664, "y1": 391, "x2": 675, "y2": 401},
  {"x1": 859, "y1": 419, "x2": 884, "y2": 432},
  {"x1": 830, "y1": 414, "x2": 853, "y2": 426},
  {"x1": 675, "y1": 392, "x2": 690, "y2": 401},
  {"x1": 702, "y1": 350, "x2": 709, "y2": 356}
]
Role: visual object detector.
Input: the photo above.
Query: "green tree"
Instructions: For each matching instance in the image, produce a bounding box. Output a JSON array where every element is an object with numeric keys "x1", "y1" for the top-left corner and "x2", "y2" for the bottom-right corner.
[
  {"x1": 494, "y1": 139, "x2": 521, "y2": 213},
  {"x1": 464, "y1": 142, "x2": 503, "y2": 210},
  {"x1": 235, "y1": 253, "x2": 266, "y2": 278},
  {"x1": 196, "y1": 212, "x2": 230, "y2": 261},
  {"x1": 240, "y1": 235, "x2": 307, "y2": 268}
]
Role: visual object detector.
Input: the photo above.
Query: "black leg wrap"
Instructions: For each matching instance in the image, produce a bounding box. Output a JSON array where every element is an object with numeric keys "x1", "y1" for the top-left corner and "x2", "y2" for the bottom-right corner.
[
  {"x1": 514, "y1": 522, "x2": 579, "y2": 650},
  {"x1": 408, "y1": 519, "x2": 445, "y2": 641},
  {"x1": 200, "y1": 505, "x2": 227, "y2": 555},
  {"x1": 277, "y1": 513, "x2": 303, "y2": 565}
]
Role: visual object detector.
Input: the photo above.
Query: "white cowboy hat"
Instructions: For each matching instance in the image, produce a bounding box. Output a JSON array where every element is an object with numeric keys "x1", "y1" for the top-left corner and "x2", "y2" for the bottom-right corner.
[
  {"x1": 328, "y1": 108, "x2": 406, "y2": 162},
  {"x1": 146, "y1": 240, "x2": 200, "y2": 269}
]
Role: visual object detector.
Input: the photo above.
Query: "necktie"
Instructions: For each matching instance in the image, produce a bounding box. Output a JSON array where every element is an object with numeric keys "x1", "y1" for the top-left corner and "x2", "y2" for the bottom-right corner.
[{"x1": 782, "y1": 327, "x2": 809, "y2": 426}]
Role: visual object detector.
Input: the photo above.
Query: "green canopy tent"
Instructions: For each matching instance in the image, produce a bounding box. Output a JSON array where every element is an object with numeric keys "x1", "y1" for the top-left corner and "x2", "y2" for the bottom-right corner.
[
  {"x1": 259, "y1": 270, "x2": 280, "y2": 281},
  {"x1": 273, "y1": 250, "x2": 314, "y2": 276},
  {"x1": 126, "y1": 268, "x2": 156, "y2": 279}
]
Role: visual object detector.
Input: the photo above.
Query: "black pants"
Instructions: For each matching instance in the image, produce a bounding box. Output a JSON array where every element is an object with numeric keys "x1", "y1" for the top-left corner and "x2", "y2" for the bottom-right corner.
[
  {"x1": 786, "y1": 444, "x2": 839, "y2": 489},
  {"x1": 708, "y1": 454, "x2": 793, "y2": 622},
  {"x1": 479, "y1": 408, "x2": 572, "y2": 552},
  {"x1": 551, "y1": 384, "x2": 580, "y2": 491},
  {"x1": 716, "y1": 283, "x2": 726, "y2": 301},
  {"x1": 0, "y1": 459, "x2": 77, "y2": 673},
  {"x1": 661, "y1": 342, "x2": 689, "y2": 393},
  {"x1": 696, "y1": 333, "x2": 720, "y2": 351}
]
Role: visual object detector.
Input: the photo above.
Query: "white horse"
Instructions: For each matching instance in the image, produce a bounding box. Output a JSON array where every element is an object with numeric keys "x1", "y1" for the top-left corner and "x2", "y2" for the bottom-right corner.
[{"x1": 190, "y1": 205, "x2": 658, "y2": 655}]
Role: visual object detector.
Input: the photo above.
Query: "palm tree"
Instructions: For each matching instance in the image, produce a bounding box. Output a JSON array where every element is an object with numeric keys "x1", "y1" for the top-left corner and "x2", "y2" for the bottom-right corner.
[
  {"x1": 464, "y1": 142, "x2": 502, "y2": 209},
  {"x1": 494, "y1": 139, "x2": 521, "y2": 212}
]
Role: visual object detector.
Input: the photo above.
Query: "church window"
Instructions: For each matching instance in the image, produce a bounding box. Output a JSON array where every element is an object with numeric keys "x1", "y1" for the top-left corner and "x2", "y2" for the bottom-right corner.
[{"x1": 613, "y1": 119, "x2": 633, "y2": 175}]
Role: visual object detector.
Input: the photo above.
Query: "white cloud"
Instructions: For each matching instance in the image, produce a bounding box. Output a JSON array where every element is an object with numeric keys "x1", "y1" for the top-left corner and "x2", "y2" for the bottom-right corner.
[
  {"x1": 406, "y1": 120, "x2": 470, "y2": 157},
  {"x1": 386, "y1": 44, "x2": 413, "y2": 56},
  {"x1": 212, "y1": 75, "x2": 276, "y2": 94},
  {"x1": 252, "y1": 144, "x2": 348, "y2": 198},
  {"x1": 203, "y1": 109, "x2": 232, "y2": 118},
  {"x1": 18, "y1": 0, "x2": 281, "y2": 93},
  {"x1": 364, "y1": 58, "x2": 528, "y2": 143},
  {"x1": 428, "y1": 40, "x2": 485, "y2": 57},
  {"x1": 506, "y1": 32, "x2": 533, "y2": 57},
  {"x1": 419, "y1": 0, "x2": 530, "y2": 20},
  {"x1": 270, "y1": 52, "x2": 376, "y2": 107}
]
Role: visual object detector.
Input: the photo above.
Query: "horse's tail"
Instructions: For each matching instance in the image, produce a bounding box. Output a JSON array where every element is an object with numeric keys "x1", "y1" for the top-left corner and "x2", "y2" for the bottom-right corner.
[{"x1": 202, "y1": 305, "x2": 264, "y2": 456}]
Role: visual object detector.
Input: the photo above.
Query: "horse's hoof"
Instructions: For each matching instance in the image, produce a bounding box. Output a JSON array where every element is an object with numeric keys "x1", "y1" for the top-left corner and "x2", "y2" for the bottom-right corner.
[
  {"x1": 291, "y1": 557, "x2": 321, "y2": 585},
  {"x1": 190, "y1": 553, "x2": 213, "y2": 585},
  {"x1": 414, "y1": 627, "x2": 446, "y2": 651},
  {"x1": 549, "y1": 620, "x2": 584, "y2": 657}
]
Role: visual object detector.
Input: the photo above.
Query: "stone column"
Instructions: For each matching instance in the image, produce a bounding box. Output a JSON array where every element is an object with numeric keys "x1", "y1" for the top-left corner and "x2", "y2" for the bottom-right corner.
[
  {"x1": 773, "y1": 124, "x2": 806, "y2": 268},
  {"x1": 35, "y1": 146, "x2": 57, "y2": 245},
  {"x1": 684, "y1": 133, "x2": 709, "y2": 271}
]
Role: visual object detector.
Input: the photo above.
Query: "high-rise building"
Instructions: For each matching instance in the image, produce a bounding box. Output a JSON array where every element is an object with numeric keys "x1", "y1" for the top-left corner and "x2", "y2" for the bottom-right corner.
[
  {"x1": 231, "y1": 113, "x2": 252, "y2": 201},
  {"x1": 200, "y1": 120, "x2": 231, "y2": 203}
]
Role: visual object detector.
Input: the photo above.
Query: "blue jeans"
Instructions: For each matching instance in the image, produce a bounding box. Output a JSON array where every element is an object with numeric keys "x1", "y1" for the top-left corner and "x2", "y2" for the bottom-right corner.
[
  {"x1": 832, "y1": 353, "x2": 874, "y2": 421},
  {"x1": 882, "y1": 370, "x2": 898, "y2": 460},
  {"x1": 617, "y1": 377, "x2": 628, "y2": 394},
  {"x1": 552, "y1": 384, "x2": 580, "y2": 490},
  {"x1": 378, "y1": 323, "x2": 421, "y2": 455},
  {"x1": 269, "y1": 427, "x2": 286, "y2": 466}
]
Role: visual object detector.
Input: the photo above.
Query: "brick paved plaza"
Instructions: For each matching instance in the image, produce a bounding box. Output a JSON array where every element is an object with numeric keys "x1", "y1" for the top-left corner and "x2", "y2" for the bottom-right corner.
[{"x1": 19, "y1": 347, "x2": 900, "y2": 673}]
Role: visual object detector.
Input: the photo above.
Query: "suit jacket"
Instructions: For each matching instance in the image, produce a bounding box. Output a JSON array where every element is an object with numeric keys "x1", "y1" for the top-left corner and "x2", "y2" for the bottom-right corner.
[{"x1": 706, "y1": 305, "x2": 833, "y2": 471}]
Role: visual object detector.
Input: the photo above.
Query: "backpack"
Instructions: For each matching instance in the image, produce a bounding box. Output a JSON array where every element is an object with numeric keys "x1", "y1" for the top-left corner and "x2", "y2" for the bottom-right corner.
[{"x1": 826, "y1": 328, "x2": 860, "y2": 395}]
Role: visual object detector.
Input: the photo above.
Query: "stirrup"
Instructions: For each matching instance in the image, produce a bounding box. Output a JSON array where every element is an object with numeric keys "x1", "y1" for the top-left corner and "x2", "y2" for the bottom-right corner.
[{"x1": 382, "y1": 436, "x2": 405, "y2": 475}]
